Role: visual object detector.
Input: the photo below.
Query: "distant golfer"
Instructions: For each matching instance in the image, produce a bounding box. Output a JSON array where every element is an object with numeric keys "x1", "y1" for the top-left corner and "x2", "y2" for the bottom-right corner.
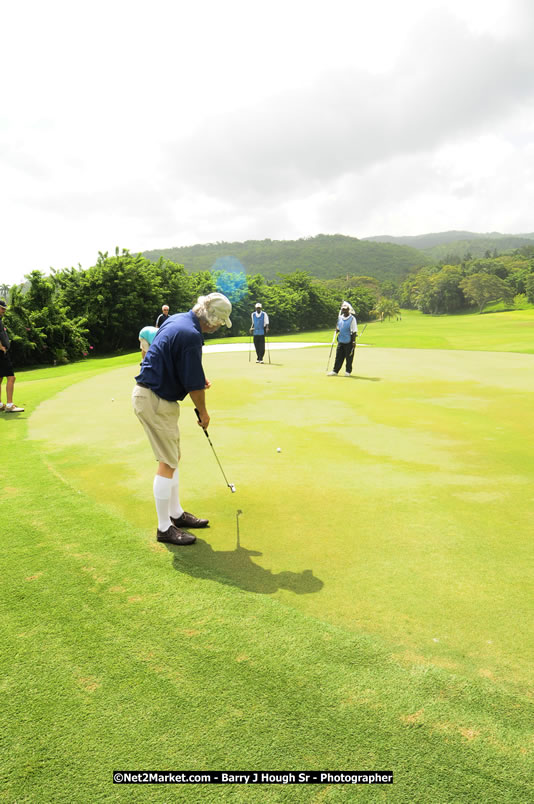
[
  {"x1": 0, "y1": 299, "x2": 24, "y2": 413},
  {"x1": 155, "y1": 304, "x2": 170, "y2": 328},
  {"x1": 133, "y1": 293, "x2": 232, "y2": 546},
  {"x1": 328, "y1": 302, "x2": 358, "y2": 377},
  {"x1": 138, "y1": 325, "x2": 158, "y2": 360},
  {"x1": 250, "y1": 303, "x2": 269, "y2": 363}
]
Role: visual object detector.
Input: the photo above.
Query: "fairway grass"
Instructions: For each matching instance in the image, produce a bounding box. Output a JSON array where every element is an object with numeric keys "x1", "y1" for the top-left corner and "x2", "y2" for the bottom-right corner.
[
  {"x1": 2, "y1": 335, "x2": 534, "y2": 802},
  {"x1": 351, "y1": 308, "x2": 534, "y2": 353}
]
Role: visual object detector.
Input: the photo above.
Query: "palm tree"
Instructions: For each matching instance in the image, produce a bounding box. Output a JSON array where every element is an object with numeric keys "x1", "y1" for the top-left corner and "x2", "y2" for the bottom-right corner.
[
  {"x1": 0, "y1": 283, "x2": 10, "y2": 300},
  {"x1": 373, "y1": 297, "x2": 400, "y2": 322}
]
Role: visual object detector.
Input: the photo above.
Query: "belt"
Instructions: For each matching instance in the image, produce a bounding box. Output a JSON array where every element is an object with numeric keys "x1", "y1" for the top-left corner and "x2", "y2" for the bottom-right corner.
[{"x1": 137, "y1": 382, "x2": 150, "y2": 389}]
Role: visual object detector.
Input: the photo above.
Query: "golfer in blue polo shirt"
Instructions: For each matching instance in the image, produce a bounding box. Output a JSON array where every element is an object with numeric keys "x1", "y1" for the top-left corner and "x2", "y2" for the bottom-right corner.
[{"x1": 132, "y1": 293, "x2": 232, "y2": 546}]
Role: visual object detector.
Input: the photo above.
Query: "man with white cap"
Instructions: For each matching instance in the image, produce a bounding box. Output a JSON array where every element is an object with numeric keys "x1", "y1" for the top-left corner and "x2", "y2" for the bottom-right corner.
[
  {"x1": 327, "y1": 301, "x2": 358, "y2": 377},
  {"x1": 133, "y1": 292, "x2": 232, "y2": 546},
  {"x1": 249, "y1": 302, "x2": 269, "y2": 363}
]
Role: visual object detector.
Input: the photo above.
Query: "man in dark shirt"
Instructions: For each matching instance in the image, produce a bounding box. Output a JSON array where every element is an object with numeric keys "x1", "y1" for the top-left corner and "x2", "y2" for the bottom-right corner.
[
  {"x1": 0, "y1": 299, "x2": 24, "y2": 413},
  {"x1": 133, "y1": 293, "x2": 232, "y2": 546},
  {"x1": 155, "y1": 305, "x2": 170, "y2": 328}
]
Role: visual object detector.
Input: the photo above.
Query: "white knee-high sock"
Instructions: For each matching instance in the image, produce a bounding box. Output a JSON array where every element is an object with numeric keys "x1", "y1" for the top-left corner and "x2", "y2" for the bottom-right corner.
[
  {"x1": 169, "y1": 468, "x2": 184, "y2": 520},
  {"x1": 153, "y1": 475, "x2": 173, "y2": 532}
]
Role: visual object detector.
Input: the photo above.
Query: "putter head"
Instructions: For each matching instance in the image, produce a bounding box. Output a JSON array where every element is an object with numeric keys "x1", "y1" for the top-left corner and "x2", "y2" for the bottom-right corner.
[{"x1": 229, "y1": 484, "x2": 236, "y2": 493}]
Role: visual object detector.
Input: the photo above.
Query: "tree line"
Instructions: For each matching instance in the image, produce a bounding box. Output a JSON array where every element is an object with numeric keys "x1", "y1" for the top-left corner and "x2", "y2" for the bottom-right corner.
[
  {"x1": 364, "y1": 230, "x2": 534, "y2": 262},
  {"x1": 396, "y1": 247, "x2": 534, "y2": 315},
  {"x1": 3, "y1": 245, "x2": 532, "y2": 369},
  {"x1": 1, "y1": 250, "x2": 379, "y2": 367}
]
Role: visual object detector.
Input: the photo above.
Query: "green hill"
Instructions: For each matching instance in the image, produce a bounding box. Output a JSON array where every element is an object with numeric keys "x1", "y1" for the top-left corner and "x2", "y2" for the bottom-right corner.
[
  {"x1": 364, "y1": 230, "x2": 534, "y2": 260},
  {"x1": 364, "y1": 230, "x2": 480, "y2": 249},
  {"x1": 423, "y1": 236, "x2": 534, "y2": 262},
  {"x1": 142, "y1": 234, "x2": 430, "y2": 283}
]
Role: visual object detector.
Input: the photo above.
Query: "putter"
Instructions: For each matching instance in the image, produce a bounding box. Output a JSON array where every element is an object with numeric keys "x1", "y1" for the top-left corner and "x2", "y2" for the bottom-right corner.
[
  {"x1": 325, "y1": 329, "x2": 337, "y2": 373},
  {"x1": 266, "y1": 334, "x2": 271, "y2": 364},
  {"x1": 352, "y1": 323, "x2": 367, "y2": 353},
  {"x1": 195, "y1": 408, "x2": 236, "y2": 493},
  {"x1": 350, "y1": 322, "x2": 367, "y2": 363},
  {"x1": 248, "y1": 334, "x2": 252, "y2": 362}
]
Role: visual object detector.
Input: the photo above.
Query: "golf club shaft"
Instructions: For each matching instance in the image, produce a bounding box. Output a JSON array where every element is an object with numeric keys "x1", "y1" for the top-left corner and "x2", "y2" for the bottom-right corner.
[
  {"x1": 194, "y1": 408, "x2": 233, "y2": 488},
  {"x1": 326, "y1": 329, "x2": 337, "y2": 372},
  {"x1": 351, "y1": 323, "x2": 367, "y2": 359}
]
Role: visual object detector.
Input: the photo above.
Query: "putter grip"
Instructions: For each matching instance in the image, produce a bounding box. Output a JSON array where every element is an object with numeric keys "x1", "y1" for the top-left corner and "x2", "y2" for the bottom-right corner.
[{"x1": 194, "y1": 407, "x2": 209, "y2": 436}]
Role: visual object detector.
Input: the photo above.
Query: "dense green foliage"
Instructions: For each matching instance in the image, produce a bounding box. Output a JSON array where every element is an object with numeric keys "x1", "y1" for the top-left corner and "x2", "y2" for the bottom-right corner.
[
  {"x1": 6, "y1": 274, "x2": 90, "y2": 366},
  {"x1": 143, "y1": 233, "x2": 430, "y2": 283},
  {"x1": 1, "y1": 251, "x2": 381, "y2": 367},
  {"x1": 398, "y1": 250, "x2": 534, "y2": 315}
]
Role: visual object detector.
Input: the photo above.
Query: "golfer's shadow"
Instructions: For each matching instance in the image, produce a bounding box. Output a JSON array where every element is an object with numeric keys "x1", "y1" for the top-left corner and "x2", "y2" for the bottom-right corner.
[
  {"x1": 347, "y1": 375, "x2": 382, "y2": 382},
  {"x1": 166, "y1": 511, "x2": 323, "y2": 595}
]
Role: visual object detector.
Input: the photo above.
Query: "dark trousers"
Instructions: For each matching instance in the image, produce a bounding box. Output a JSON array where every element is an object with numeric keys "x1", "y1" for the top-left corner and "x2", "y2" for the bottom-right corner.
[
  {"x1": 333, "y1": 341, "x2": 354, "y2": 374},
  {"x1": 253, "y1": 335, "x2": 266, "y2": 360},
  {"x1": 0, "y1": 351, "x2": 15, "y2": 378}
]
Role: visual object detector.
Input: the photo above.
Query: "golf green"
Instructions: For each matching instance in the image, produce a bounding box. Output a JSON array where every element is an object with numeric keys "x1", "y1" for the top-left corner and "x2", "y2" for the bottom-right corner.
[{"x1": 29, "y1": 343, "x2": 534, "y2": 696}]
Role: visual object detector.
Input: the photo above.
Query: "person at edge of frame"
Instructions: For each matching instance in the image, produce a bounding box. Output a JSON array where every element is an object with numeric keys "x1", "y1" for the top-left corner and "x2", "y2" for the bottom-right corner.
[
  {"x1": 156, "y1": 304, "x2": 170, "y2": 328},
  {"x1": 328, "y1": 301, "x2": 358, "y2": 377},
  {"x1": 0, "y1": 298, "x2": 24, "y2": 413},
  {"x1": 250, "y1": 302, "x2": 269, "y2": 363},
  {"x1": 132, "y1": 292, "x2": 232, "y2": 546}
]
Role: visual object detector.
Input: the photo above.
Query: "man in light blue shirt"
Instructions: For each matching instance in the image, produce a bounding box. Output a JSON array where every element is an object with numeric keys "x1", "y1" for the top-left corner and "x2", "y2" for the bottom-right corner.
[
  {"x1": 328, "y1": 302, "x2": 358, "y2": 376},
  {"x1": 250, "y1": 303, "x2": 270, "y2": 363}
]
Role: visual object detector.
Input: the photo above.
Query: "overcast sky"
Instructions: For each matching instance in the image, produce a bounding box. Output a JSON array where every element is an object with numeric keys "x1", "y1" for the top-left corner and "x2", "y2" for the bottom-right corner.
[{"x1": 1, "y1": 0, "x2": 533, "y2": 286}]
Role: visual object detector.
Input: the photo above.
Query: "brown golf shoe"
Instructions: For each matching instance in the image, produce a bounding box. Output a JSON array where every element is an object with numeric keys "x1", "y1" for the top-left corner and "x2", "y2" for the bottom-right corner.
[
  {"x1": 156, "y1": 525, "x2": 196, "y2": 545},
  {"x1": 172, "y1": 511, "x2": 209, "y2": 528}
]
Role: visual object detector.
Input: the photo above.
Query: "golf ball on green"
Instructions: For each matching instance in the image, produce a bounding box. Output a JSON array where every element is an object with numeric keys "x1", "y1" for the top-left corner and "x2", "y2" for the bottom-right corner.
[{"x1": 277, "y1": 447, "x2": 281, "y2": 452}]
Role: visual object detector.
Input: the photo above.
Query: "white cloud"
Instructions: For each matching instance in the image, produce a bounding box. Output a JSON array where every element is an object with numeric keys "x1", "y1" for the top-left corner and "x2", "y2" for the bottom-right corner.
[
  {"x1": 1, "y1": 0, "x2": 534, "y2": 285},
  {"x1": 173, "y1": 8, "x2": 534, "y2": 196}
]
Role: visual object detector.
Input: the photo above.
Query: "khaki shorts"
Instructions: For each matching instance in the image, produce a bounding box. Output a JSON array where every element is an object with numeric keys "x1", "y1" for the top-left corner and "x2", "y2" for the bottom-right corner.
[{"x1": 132, "y1": 384, "x2": 181, "y2": 468}]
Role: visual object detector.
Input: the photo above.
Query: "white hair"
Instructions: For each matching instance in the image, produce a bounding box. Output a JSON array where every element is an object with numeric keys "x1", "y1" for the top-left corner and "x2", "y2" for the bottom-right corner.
[{"x1": 193, "y1": 293, "x2": 232, "y2": 327}]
